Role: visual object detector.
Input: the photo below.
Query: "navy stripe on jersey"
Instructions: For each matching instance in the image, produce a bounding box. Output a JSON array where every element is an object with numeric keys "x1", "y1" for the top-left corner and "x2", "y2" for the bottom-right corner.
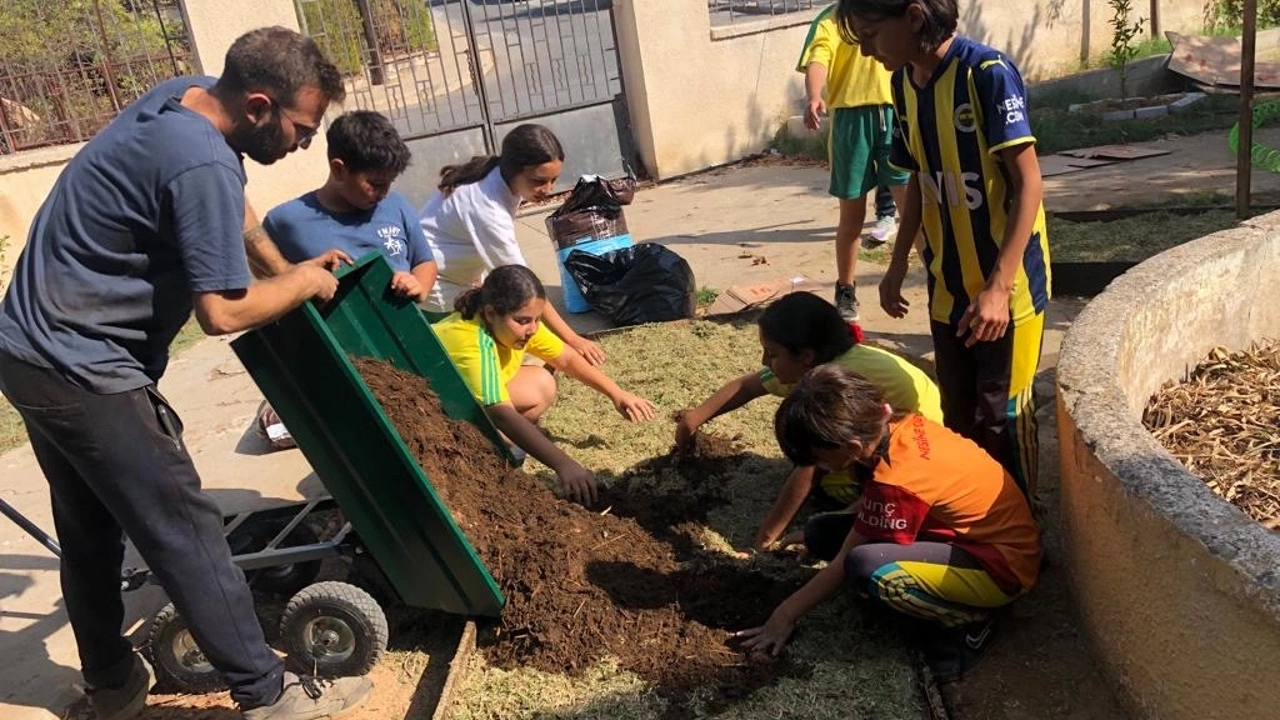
[
  {"x1": 1022, "y1": 230, "x2": 1050, "y2": 312},
  {"x1": 914, "y1": 78, "x2": 969, "y2": 324},
  {"x1": 956, "y1": 76, "x2": 999, "y2": 307}
]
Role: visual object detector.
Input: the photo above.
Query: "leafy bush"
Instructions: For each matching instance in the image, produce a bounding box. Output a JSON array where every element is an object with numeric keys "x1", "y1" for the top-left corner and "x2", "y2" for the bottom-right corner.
[
  {"x1": 299, "y1": 0, "x2": 437, "y2": 78},
  {"x1": 1205, "y1": 0, "x2": 1280, "y2": 31}
]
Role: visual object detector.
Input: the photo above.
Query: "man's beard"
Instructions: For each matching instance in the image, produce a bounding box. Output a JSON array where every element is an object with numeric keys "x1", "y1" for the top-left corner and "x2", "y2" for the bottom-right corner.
[{"x1": 238, "y1": 118, "x2": 286, "y2": 165}]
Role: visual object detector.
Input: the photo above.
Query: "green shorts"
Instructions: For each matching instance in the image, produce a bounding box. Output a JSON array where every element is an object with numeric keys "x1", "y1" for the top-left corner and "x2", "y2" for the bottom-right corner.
[{"x1": 828, "y1": 105, "x2": 911, "y2": 200}]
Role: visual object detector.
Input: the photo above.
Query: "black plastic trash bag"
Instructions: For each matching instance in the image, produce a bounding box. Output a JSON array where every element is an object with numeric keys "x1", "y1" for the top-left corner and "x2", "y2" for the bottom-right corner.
[
  {"x1": 564, "y1": 243, "x2": 696, "y2": 327},
  {"x1": 545, "y1": 175, "x2": 637, "y2": 249}
]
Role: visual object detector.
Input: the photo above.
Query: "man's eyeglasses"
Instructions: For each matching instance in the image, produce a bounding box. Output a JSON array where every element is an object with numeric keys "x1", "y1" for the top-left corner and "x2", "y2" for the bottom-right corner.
[{"x1": 269, "y1": 98, "x2": 319, "y2": 149}]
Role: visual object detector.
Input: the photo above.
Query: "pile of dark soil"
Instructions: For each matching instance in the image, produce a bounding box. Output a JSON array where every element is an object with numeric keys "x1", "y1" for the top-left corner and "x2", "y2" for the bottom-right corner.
[{"x1": 353, "y1": 358, "x2": 806, "y2": 709}]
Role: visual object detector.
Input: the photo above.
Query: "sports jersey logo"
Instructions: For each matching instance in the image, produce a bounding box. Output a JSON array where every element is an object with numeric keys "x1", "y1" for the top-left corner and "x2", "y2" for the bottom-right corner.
[
  {"x1": 920, "y1": 171, "x2": 984, "y2": 210},
  {"x1": 999, "y1": 95, "x2": 1026, "y2": 126},
  {"x1": 377, "y1": 225, "x2": 405, "y2": 256},
  {"x1": 953, "y1": 103, "x2": 977, "y2": 133},
  {"x1": 858, "y1": 499, "x2": 910, "y2": 531}
]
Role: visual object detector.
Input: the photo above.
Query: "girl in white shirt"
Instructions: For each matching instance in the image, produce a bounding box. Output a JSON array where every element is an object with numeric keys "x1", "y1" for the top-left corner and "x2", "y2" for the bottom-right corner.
[{"x1": 419, "y1": 124, "x2": 605, "y2": 364}]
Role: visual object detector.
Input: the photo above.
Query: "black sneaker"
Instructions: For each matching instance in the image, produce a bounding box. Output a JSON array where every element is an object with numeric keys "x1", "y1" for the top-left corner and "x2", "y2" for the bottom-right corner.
[
  {"x1": 923, "y1": 618, "x2": 995, "y2": 684},
  {"x1": 834, "y1": 282, "x2": 859, "y2": 322}
]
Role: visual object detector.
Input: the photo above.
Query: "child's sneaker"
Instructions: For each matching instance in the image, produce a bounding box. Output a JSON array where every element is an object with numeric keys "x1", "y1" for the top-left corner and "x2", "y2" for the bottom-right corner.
[
  {"x1": 863, "y1": 215, "x2": 896, "y2": 248},
  {"x1": 923, "y1": 618, "x2": 996, "y2": 684},
  {"x1": 834, "y1": 282, "x2": 859, "y2": 322}
]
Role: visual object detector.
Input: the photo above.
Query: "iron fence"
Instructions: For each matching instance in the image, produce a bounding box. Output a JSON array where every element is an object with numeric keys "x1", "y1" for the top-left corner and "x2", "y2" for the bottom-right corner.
[
  {"x1": 707, "y1": 0, "x2": 819, "y2": 26},
  {"x1": 0, "y1": 0, "x2": 193, "y2": 154},
  {"x1": 296, "y1": 0, "x2": 620, "y2": 142}
]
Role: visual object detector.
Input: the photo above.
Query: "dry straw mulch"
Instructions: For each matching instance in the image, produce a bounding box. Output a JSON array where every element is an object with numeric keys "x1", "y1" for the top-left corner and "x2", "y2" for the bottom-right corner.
[{"x1": 1144, "y1": 342, "x2": 1280, "y2": 527}]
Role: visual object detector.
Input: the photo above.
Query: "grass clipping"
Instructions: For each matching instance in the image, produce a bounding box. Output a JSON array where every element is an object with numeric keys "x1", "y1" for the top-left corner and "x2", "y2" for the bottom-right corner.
[{"x1": 1144, "y1": 342, "x2": 1280, "y2": 527}]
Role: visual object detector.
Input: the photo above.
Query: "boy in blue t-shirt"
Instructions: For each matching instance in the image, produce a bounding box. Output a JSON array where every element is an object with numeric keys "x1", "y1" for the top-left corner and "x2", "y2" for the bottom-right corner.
[{"x1": 265, "y1": 110, "x2": 437, "y2": 301}]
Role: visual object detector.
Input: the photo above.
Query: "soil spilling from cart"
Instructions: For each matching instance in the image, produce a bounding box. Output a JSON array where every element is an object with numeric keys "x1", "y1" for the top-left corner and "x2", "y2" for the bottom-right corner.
[{"x1": 353, "y1": 358, "x2": 807, "y2": 711}]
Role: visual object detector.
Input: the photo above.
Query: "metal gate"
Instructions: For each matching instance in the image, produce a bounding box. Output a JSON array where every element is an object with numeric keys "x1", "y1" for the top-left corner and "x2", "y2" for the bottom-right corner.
[{"x1": 295, "y1": 0, "x2": 632, "y2": 207}]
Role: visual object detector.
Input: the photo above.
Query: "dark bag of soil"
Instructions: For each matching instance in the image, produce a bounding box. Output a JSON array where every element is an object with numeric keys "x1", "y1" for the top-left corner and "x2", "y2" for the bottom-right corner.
[
  {"x1": 564, "y1": 243, "x2": 696, "y2": 326},
  {"x1": 545, "y1": 175, "x2": 637, "y2": 249}
]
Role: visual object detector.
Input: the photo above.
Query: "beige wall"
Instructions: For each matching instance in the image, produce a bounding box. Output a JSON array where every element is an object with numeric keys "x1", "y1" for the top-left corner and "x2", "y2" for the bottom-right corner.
[
  {"x1": 963, "y1": 0, "x2": 1206, "y2": 81},
  {"x1": 0, "y1": 0, "x2": 332, "y2": 284},
  {"x1": 614, "y1": 0, "x2": 1209, "y2": 180},
  {"x1": 614, "y1": 2, "x2": 810, "y2": 179}
]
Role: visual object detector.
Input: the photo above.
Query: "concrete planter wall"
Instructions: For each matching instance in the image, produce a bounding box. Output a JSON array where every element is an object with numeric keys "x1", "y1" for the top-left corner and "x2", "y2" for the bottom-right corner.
[{"x1": 1056, "y1": 211, "x2": 1280, "y2": 720}]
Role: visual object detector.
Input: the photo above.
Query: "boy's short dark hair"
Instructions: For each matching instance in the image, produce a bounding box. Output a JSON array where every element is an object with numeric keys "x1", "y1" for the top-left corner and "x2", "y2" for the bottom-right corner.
[
  {"x1": 774, "y1": 365, "x2": 888, "y2": 467},
  {"x1": 326, "y1": 111, "x2": 412, "y2": 176},
  {"x1": 836, "y1": 0, "x2": 958, "y2": 53}
]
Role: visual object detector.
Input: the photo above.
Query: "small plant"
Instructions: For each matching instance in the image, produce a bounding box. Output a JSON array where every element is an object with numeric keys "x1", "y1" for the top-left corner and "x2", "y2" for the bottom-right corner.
[
  {"x1": 695, "y1": 286, "x2": 720, "y2": 307},
  {"x1": 1107, "y1": 0, "x2": 1146, "y2": 99},
  {"x1": 0, "y1": 234, "x2": 8, "y2": 295}
]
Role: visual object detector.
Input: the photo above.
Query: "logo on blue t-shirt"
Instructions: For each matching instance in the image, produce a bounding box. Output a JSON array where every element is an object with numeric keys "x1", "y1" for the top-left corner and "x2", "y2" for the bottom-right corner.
[{"x1": 377, "y1": 225, "x2": 406, "y2": 257}]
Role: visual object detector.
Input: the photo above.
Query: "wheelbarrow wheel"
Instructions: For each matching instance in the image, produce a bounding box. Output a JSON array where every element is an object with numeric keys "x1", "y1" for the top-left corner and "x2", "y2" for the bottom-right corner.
[
  {"x1": 280, "y1": 581, "x2": 387, "y2": 678},
  {"x1": 144, "y1": 603, "x2": 227, "y2": 693}
]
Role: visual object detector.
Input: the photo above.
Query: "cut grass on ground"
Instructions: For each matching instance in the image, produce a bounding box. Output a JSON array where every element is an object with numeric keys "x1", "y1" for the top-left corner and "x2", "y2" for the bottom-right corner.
[
  {"x1": 1033, "y1": 92, "x2": 1241, "y2": 155},
  {"x1": 451, "y1": 319, "x2": 924, "y2": 720},
  {"x1": 0, "y1": 318, "x2": 206, "y2": 454},
  {"x1": 1048, "y1": 209, "x2": 1240, "y2": 262}
]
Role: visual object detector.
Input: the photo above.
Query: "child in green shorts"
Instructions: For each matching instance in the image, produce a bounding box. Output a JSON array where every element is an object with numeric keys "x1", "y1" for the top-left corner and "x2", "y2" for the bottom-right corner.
[
  {"x1": 676, "y1": 293, "x2": 941, "y2": 551},
  {"x1": 800, "y1": 4, "x2": 912, "y2": 321}
]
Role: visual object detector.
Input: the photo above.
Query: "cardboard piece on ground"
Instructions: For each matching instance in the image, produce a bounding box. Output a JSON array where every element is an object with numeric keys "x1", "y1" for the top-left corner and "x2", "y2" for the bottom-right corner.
[
  {"x1": 1060, "y1": 145, "x2": 1172, "y2": 161},
  {"x1": 703, "y1": 274, "x2": 826, "y2": 316},
  {"x1": 1167, "y1": 31, "x2": 1280, "y2": 89},
  {"x1": 1039, "y1": 155, "x2": 1089, "y2": 177}
]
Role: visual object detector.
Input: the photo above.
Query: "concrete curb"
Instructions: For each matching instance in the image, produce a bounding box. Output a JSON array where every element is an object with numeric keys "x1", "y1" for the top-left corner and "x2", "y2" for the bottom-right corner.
[
  {"x1": 430, "y1": 620, "x2": 478, "y2": 720},
  {"x1": 1056, "y1": 210, "x2": 1280, "y2": 719}
]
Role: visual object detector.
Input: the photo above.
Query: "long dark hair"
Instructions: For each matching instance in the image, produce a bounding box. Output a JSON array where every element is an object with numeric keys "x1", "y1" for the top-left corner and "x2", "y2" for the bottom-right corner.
[
  {"x1": 835, "y1": 0, "x2": 958, "y2": 52},
  {"x1": 437, "y1": 124, "x2": 565, "y2": 195},
  {"x1": 758, "y1": 293, "x2": 855, "y2": 365},
  {"x1": 454, "y1": 265, "x2": 546, "y2": 321}
]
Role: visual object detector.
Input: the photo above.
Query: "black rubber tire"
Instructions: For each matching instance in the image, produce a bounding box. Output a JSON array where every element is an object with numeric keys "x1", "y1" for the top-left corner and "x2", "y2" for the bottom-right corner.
[
  {"x1": 144, "y1": 603, "x2": 227, "y2": 693},
  {"x1": 280, "y1": 581, "x2": 387, "y2": 678}
]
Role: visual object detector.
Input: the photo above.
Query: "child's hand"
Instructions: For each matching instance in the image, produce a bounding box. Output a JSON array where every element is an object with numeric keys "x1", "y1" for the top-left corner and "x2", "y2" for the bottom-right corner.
[
  {"x1": 805, "y1": 98, "x2": 827, "y2": 131},
  {"x1": 570, "y1": 337, "x2": 607, "y2": 366},
  {"x1": 614, "y1": 392, "x2": 657, "y2": 423},
  {"x1": 674, "y1": 411, "x2": 700, "y2": 453},
  {"x1": 957, "y1": 285, "x2": 1012, "y2": 348},
  {"x1": 733, "y1": 608, "x2": 796, "y2": 657},
  {"x1": 389, "y1": 271, "x2": 425, "y2": 301},
  {"x1": 556, "y1": 462, "x2": 598, "y2": 506},
  {"x1": 878, "y1": 259, "x2": 910, "y2": 319}
]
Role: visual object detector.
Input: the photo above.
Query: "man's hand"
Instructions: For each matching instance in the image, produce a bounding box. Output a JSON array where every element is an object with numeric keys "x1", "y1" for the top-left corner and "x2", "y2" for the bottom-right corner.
[
  {"x1": 305, "y1": 249, "x2": 353, "y2": 272},
  {"x1": 805, "y1": 98, "x2": 827, "y2": 131},
  {"x1": 298, "y1": 264, "x2": 340, "y2": 303},
  {"x1": 556, "y1": 461, "x2": 598, "y2": 506},
  {"x1": 956, "y1": 285, "x2": 1012, "y2": 348},
  {"x1": 878, "y1": 258, "x2": 911, "y2": 319},
  {"x1": 613, "y1": 392, "x2": 657, "y2": 423},
  {"x1": 390, "y1": 271, "x2": 426, "y2": 301}
]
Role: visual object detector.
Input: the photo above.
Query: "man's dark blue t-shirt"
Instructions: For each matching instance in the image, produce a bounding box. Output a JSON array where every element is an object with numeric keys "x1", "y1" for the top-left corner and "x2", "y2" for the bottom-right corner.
[{"x1": 0, "y1": 76, "x2": 252, "y2": 393}]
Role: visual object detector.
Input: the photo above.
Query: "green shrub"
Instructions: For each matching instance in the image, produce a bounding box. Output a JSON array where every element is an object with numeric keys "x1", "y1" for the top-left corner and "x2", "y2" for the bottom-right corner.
[
  {"x1": 1205, "y1": 0, "x2": 1280, "y2": 31},
  {"x1": 299, "y1": 0, "x2": 437, "y2": 78}
]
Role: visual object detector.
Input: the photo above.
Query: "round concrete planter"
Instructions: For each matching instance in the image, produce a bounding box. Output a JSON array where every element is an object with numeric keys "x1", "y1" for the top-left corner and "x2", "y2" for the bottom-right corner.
[{"x1": 1056, "y1": 211, "x2": 1280, "y2": 720}]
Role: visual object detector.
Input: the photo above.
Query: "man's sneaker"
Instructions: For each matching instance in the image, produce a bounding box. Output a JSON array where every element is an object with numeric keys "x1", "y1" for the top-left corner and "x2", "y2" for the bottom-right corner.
[
  {"x1": 834, "y1": 282, "x2": 859, "y2": 322},
  {"x1": 923, "y1": 618, "x2": 996, "y2": 684},
  {"x1": 242, "y1": 673, "x2": 373, "y2": 720},
  {"x1": 87, "y1": 654, "x2": 154, "y2": 720},
  {"x1": 863, "y1": 215, "x2": 896, "y2": 248}
]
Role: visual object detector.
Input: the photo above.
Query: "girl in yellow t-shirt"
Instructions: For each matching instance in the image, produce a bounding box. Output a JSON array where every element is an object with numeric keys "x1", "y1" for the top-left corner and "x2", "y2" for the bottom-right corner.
[
  {"x1": 433, "y1": 265, "x2": 655, "y2": 505},
  {"x1": 676, "y1": 292, "x2": 941, "y2": 550}
]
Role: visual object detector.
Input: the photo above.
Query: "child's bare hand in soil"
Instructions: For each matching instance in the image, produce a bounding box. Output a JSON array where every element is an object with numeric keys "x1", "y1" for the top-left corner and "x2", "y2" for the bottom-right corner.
[
  {"x1": 733, "y1": 609, "x2": 796, "y2": 656},
  {"x1": 556, "y1": 462, "x2": 598, "y2": 506},
  {"x1": 674, "y1": 411, "x2": 700, "y2": 452}
]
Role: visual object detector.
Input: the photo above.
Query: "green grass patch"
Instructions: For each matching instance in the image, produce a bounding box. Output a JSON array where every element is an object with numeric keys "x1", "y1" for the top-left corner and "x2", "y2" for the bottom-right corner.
[
  {"x1": 0, "y1": 318, "x2": 207, "y2": 455},
  {"x1": 1034, "y1": 92, "x2": 1239, "y2": 154},
  {"x1": 1048, "y1": 209, "x2": 1240, "y2": 262},
  {"x1": 1033, "y1": 92, "x2": 1240, "y2": 155},
  {"x1": 450, "y1": 319, "x2": 924, "y2": 719},
  {"x1": 770, "y1": 123, "x2": 827, "y2": 163}
]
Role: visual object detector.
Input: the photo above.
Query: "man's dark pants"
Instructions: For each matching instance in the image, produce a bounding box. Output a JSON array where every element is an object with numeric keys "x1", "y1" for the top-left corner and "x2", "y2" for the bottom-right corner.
[{"x1": 0, "y1": 351, "x2": 284, "y2": 707}]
